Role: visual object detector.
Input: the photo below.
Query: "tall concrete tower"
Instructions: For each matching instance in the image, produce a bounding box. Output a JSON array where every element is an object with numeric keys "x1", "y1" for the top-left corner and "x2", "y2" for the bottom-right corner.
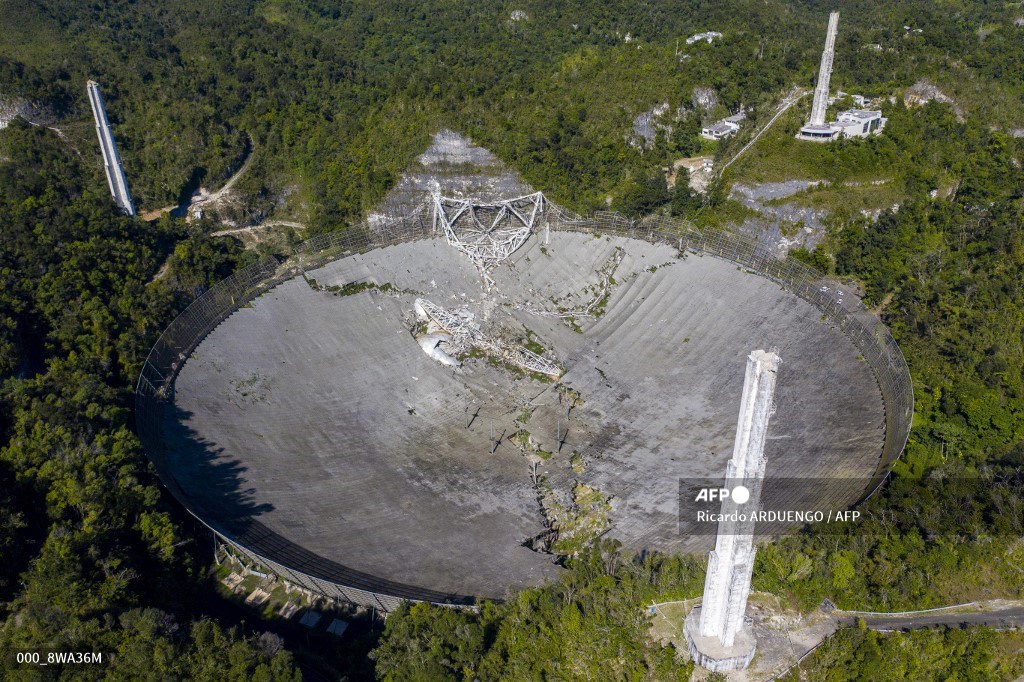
[
  {"x1": 685, "y1": 349, "x2": 780, "y2": 673},
  {"x1": 87, "y1": 80, "x2": 136, "y2": 217},
  {"x1": 809, "y1": 12, "x2": 840, "y2": 127}
]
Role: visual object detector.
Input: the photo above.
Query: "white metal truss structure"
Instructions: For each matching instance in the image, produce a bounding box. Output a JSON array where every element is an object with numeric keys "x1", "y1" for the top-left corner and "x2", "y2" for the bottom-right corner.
[
  {"x1": 432, "y1": 192, "x2": 545, "y2": 272},
  {"x1": 414, "y1": 298, "x2": 562, "y2": 379}
]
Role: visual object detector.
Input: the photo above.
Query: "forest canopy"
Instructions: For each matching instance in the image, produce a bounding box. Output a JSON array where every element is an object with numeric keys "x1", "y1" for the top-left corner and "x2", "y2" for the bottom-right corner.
[{"x1": 2, "y1": 0, "x2": 1021, "y2": 228}]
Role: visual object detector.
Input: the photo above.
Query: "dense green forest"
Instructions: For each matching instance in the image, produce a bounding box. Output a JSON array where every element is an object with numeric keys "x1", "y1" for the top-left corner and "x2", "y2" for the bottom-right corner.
[
  {"x1": 3, "y1": 0, "x2": 1021, "y2": 227},
  {"x1": 751, "y1": 100, "x2": 1024, "y2": 613},
  {"x1": 779, "y1": 625, "x2": 1024, "y2": 682},
  {"x1": 1, "y1": 0, "x2": 1023, "y2": 678},
  {"x1": 371, "y1": 543, "x2": 703, "y2": 681},
  {"x1": 0, "y1": 121, "x2": 299, "y2": 679}
]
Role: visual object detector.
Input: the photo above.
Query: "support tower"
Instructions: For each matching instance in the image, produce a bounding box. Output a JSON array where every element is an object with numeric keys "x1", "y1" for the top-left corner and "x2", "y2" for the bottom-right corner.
[
  {"x1": 809, "y1": 12, "x2": 840, "y2": 127},
  {"x1": 797, "y1": 12, "x2": 842, "y2": 141},
  {"x1": 87, "y1": 80, "x2": 135, "y2": 217},
  {"x1": 685, "y1": 349, "x2": 780, "y2": 672}
]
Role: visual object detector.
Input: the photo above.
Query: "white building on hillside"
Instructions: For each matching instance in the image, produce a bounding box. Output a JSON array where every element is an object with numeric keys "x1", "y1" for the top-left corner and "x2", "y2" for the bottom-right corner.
[
  {"x1": 701, "y1": 120, "x2": 740, "y2": 140},
  {"x1": 686, "y1": 31, "x2": 722, "y2": 45},
  {"x1": 835, "y1": 109, "x2": 886, "y2": 136},
  {"x1": 798, "y1": 109, "x2": 886, "y2": 142},
  {"x1": 798, "y1": 12, "x2": 887, "y2": 143}
]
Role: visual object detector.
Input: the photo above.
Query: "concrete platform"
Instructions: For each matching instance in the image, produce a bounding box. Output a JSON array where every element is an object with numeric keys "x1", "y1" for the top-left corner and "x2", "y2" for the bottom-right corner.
[
  {"x1": 163, "y1": 232, "x2": 885, "y2": 601},
  {"x1": 684, "y1": 608, "x2": 757, "y2": 672}
]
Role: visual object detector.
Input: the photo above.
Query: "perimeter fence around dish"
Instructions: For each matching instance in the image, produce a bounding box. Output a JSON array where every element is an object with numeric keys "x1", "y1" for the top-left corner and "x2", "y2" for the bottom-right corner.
[
  {"x1": 133, "y1": 248, "x2": 463, "y2": 612},
  {"x1": 292, "y1": 210, "x2": 433, "y2": 273},
  {"x1": 134, "y1": 204, "x2": 912, "y2": 611},
  {"x1": 134, "y1": 256, "x2": 286, "y2": 534}
]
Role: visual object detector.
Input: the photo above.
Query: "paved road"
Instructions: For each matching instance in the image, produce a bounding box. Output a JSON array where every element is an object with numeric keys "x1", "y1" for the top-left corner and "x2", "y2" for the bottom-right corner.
[{"x1": 844, "y1": 607, "x2": 1024, "y2": 632}]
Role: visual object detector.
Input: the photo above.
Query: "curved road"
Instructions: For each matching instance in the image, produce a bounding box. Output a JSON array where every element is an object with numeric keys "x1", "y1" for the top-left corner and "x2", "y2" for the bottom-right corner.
[
  {"x1": 141, "y1": 133, "x2": 254, "y2": 221},
  {"x1": 841, "y1": 607, "x2": 1024, "y2": 632}
]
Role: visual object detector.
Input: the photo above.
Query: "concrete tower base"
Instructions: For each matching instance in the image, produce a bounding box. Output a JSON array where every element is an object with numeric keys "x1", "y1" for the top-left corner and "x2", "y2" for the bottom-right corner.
[{"x1": 684, "y1": 608, "x2": 756, "y2": 673}]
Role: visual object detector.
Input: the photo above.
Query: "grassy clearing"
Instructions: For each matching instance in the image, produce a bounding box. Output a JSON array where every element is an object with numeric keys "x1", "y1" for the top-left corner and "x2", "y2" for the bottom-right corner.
[
  {"x1": 764, "y1": 181, "x2": 906, "y2": 214},
  {"x1": 725, "y1": 105, "x2": 904, "y2": 185},
  {"x1": 691, "y1": 198, "x2": 761, "y2": 230},
  {"x1": 647, "y1": 601, "x2": 690, "y2": 645},
  {"x1": 0, "y1": 5, "x2": 62, "y2": 63},
  {"x1": 213, "y1": 560, "x2": 312, "y2": 622}
]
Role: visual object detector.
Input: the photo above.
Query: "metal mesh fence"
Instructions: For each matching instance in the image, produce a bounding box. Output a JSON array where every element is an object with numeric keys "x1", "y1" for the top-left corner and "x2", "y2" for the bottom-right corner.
[
  {"x1": 293, "y1": 210, "x2": 432, "y2": 273},
  {"x1": 135, "y1": 205, "x2": 912, "y2": 610}
]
